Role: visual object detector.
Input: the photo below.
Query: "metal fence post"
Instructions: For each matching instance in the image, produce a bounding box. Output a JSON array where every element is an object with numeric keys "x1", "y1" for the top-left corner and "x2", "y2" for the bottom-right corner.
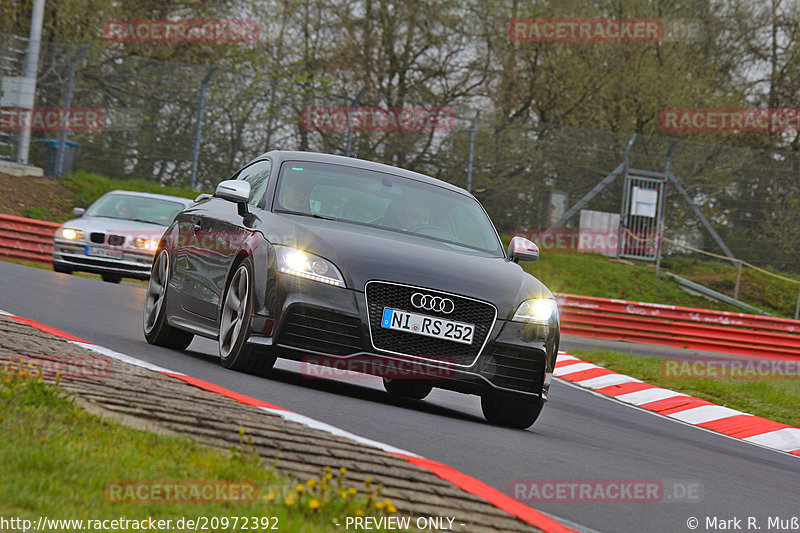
[
  {"x1": 466, "y1": 110, "x2": 480, "y2": 192},
  {"x1": 345, "y1": 89, "x2": 365, "y2": 157},
  {"x1": 795, "y1": 284, "x2": 800, "y2": 320},
  {"x1": 15, "y1": 0, "x2": 45, "y2": 166},
  {"x1": 55, "y1": 45, "x2": 89, "y2": 177},
  {"x1": 190, "y1": 66, "x2": 218, "y2": 189},
  {"x1": 734, "y1": 261, "x2": 743, "y2": 300}
]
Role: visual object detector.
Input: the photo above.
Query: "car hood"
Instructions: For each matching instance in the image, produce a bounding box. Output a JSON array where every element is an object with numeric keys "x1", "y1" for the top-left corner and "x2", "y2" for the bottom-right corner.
[
  {"x1": 265, "y1": 214, "x2": 553, "y2": 319},
  {"x1": 58, "y1": 216, "x2": 169, "y2": 242}
]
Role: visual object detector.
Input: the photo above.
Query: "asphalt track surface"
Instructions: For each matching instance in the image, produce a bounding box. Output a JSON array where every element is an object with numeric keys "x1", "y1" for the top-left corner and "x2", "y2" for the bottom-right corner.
[{"x1": 2, "y1": 261, "x2": 798, "y2": 533}]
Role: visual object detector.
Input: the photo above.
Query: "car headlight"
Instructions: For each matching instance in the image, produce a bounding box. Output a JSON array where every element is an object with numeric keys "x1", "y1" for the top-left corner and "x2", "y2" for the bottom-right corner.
[
  {"x1": 275, "y1": 245, "x2": 345, "y2": 287},
  {"x1": 59, "y1": 228, "x2": 84, "y2": 240},
  {"x1": 513, "y1": 298, "x2": 558, "y2": 324},
  {"x1": 134, "y1": 238, "x2": 159, "y2": 252}
]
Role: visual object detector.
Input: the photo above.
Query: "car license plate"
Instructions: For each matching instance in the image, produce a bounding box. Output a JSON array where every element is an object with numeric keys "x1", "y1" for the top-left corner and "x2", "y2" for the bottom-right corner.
[
  {"x1": 380, "y1": 308, "x2": 474, "y2": 345},
  {"x1": 85, "y1": 246, "x2": 123, "y2": 259}
]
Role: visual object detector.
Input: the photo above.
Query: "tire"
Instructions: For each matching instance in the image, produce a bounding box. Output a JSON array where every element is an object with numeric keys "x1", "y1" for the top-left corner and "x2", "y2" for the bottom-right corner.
[
  {"x1": 218, "y1": 256, "x2": 276, "y2": 375},
  {"x1": 383, "y1": 378, "x2": 433, "y2": 400},
  {"x1": 53, "y1": 263, "x2": 72, "y2": 274},
  {"x1": 102, "y1": 273, "x2": 122, "y2": 284},
  {"x1": 143, "y1": 249, "x2": 194, "y2": 350},
  {"x1": 481, "y1": 395, "x2": 544, "y2": 429}
]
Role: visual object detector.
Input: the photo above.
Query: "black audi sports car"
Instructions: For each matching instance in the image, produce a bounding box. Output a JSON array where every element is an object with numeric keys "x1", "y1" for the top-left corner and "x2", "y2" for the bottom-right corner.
[{"x1": 143, "y1": 151, "x2": 559, "y2": 428}]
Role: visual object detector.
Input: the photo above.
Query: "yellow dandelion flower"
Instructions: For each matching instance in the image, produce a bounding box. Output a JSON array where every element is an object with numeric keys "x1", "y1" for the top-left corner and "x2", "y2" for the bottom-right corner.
[
  {"x1": 307, "y1": 479, "x2": 317, "y2": 489},
  {"x1": 295, "y1": 484, "x2": 304, "y2": 493},
  {"x1": 264, "y1": 491, "x2": 276, "y2": 502},
  {"x1": 325, "y1": 473, "x2": 333, "y2": 480},
  {"x1": 348, "y1": 488, "x2": 357, "y2": 496},
  {"x1": 374, "y1": 501, "x2": 384, "y2": 510},
  {"x1": 364, "y1": 477, "x2": 372, "y2": 486},
  {"x1": 355, "y1": 509, "x2": 364, "y2": 517},
  {"x1": 309, "y1": 499, "x2": 320, "y2": 510},
  {"x1": 340, "y1": 467, "x2": 347, "y2": 475},
  {"x1": 340, "y1": 490, "x2": 348, "y2": 499},
  {"x1": 385, "y1": 500, "x2": 397, "y2": 514},
  {"x1": 239, "y1": 427, "x2": 246, "y2": 435},
  {"x1": 324, "y1": 466, "x2": 331, "y2": 473},
  {"x1": 285, "y1": 493, "x2": 297, "y2": 507}
]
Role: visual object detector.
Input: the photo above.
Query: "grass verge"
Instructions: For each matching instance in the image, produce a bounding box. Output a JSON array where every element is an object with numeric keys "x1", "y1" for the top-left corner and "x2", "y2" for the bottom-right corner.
[
  {"x1": 0, "y1": 362, "x2": 402, "y2": 532},
  {"x1": 521, "y1": 251, "x2": 742, "y2": 312},
  {"x1": 569, "y1": 348, "x2": 800, "y2": 428}
]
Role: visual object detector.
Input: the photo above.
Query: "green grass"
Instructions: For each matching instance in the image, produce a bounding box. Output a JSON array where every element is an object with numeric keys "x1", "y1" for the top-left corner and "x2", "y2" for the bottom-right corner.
[
  {"x1": 0, "y1": 363, "x2": 403, "y2": 531},
  {"x1": 63, "y1": 170, "x2": 201, "y2": 209},
  {"x1": 661, "y1": 256, "x2": 800, "y2": 318},
  {"x1": 570, "y1": 348, "x2": 800, "y2": 428},
  {"x1": 521, "y1": 251, "x2": 741, "y2": 312}
]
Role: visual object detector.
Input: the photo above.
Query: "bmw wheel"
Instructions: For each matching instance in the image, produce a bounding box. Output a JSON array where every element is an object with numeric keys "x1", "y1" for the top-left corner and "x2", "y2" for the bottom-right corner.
[
  {"x1": 219, "y1": 256, "x2": 276, "y2": 374},
  {"x1": 143, "y1": 249, "x2": 193, "y2": 350}
]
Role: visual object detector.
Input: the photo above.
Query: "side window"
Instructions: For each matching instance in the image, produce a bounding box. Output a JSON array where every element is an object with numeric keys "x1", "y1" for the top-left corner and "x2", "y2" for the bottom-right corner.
[{"x1": 237, "y1": 160, "x2": 271, "y2": 207}]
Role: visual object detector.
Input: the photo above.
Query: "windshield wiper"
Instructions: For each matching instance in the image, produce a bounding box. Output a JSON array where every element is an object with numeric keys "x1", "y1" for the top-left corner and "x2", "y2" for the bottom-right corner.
[{"x1": 274, "y1": 209, "x2": 337, "y2": 221}]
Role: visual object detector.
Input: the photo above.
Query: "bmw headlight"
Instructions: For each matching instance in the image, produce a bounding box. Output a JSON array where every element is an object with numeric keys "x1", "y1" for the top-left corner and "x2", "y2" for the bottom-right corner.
[
  {"x1": 134, "y1": 238, "x2": 159, "y2": 252},
  {"x1": 275, "y1": 245, "x2": 345, "y2": 287},
  {"x1": 59, "y1": 228, "x2": 84, "y2": 240},
  {"x1": 513, "y1": 298, "x2": 558, "y2": 324}
]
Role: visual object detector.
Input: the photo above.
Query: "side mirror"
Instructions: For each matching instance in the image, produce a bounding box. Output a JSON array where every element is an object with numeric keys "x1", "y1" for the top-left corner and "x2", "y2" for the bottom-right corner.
[
  {"x1": 215, "y1": 180, "x2": 250, "y2": 216},
  {"x1": 508, "y1": 236, "x2": 539, "y2": 263},
  {"x1": 72, "y1": 207, "x2": 85, "y2": 217}
]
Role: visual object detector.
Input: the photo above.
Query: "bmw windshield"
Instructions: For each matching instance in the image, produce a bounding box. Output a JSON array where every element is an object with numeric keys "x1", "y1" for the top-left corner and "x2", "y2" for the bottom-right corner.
[
  {"x1": 86, "y1": 193, "x2": 186, "y2": 226},
  {"x1": 273, "y1": 161, "x2": 504, "y2": 256}
]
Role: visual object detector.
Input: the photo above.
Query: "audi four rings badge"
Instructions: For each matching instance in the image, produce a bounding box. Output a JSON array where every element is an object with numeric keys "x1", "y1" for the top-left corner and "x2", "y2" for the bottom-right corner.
[{"x1": 411, "y1": 292, "x2": 455, "y2": 314}]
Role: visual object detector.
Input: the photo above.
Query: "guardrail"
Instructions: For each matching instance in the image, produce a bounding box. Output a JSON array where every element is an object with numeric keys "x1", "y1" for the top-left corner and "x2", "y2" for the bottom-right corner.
[
  {"x1": 556, "y1": 293, "x2": 800, "y2": 360},
  {"x1": 0, "y1": 214, "x2": 60, "y2": 266}
]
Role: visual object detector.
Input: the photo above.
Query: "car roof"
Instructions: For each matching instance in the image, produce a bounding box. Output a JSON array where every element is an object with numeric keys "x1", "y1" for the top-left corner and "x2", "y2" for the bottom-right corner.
[
  {"x1": 103, "y1": 190, "x2": 194, "y2": 205},
  {"x1": 251, "y1": 150, "x2": 472, "y2": 197}
]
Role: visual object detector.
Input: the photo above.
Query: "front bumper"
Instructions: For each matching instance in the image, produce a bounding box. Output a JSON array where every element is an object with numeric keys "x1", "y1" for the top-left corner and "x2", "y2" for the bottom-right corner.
[
  {"x1": 53, "y1": 240, "x2": 155, "y2": 280},
  {"x1": 248, "y1": 274, "x2": 558, "y2": 400}
]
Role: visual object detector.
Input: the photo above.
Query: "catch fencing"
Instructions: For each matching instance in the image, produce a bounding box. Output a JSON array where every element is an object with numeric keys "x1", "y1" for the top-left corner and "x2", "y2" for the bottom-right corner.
[{"x1": 1, "y1": 32, "x2": 799, "y2": 289}]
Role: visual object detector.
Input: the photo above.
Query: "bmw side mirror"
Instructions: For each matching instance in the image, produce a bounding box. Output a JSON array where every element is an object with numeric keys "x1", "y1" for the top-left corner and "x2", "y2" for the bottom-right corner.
[
  {"x1": 215, "y1": 179, "x2": 251, "y2": 217},
  {"x1": 72, "y1": 207, "x2": 85, "y2": 217},
  {"x1": 508, "y1": 236, "x2": 539, "y2": 263}
]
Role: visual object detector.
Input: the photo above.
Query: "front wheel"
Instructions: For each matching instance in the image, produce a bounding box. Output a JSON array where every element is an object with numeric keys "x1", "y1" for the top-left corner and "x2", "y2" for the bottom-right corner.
[
  {"x1": 218, "y1": 257, "x2": 276, "y2": 375},
  {"x1": 143, "y1": 249, "x2": 193, "y2": 350},
  {"x1": 102, "y1": 273, "x2": 122, "y2": 283},
  {"x1": 481, "y1": 395, "x2": 544, "y2": 429},
  {"x1": 382, "y1": 378, "x2": 433, "y2": 400}
]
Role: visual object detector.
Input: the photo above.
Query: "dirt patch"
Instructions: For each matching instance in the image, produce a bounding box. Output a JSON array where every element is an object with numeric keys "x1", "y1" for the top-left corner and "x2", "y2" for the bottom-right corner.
[{"x1": 0, "y1": 172, "x2": 72, "y2": 221}]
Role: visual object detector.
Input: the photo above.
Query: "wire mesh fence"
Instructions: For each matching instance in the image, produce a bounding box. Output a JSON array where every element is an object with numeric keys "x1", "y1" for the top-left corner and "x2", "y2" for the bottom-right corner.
[{"x1": 1, "y1": 32, "x2": 799, "y2": 287}]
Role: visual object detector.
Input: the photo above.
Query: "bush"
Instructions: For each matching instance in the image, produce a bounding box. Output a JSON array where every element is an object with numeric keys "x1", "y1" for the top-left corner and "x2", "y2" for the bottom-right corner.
[{"x1": 62, "y1": 171, "x2": 200, "y2": 208}]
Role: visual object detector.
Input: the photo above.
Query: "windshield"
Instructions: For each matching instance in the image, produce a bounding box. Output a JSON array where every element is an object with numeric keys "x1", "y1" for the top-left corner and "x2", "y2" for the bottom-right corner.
[
  {"x1": 273, "y1": 161, "x2": 503, "y2": 256},
  {"x1": 86, "y1": 193, "x2": 185, "y2": 226}
]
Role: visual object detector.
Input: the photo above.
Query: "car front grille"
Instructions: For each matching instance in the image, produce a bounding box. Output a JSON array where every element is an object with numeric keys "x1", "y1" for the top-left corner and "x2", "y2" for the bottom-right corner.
[
  {"x1": 365, "y1": 281, "x2": 496, "y2": 366},
  {"x1": 277, "y1": 305, "x2": 363, "y2": 355},
  {"x1": 481, "y1": 344, "x2": 546, "y2": 394},
  {"x1": 108, "y1": 234, "x2": 125, "y2": 246},
  {"x1": 90, "y1": 232, "x2": 105, "y2": 244}
]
